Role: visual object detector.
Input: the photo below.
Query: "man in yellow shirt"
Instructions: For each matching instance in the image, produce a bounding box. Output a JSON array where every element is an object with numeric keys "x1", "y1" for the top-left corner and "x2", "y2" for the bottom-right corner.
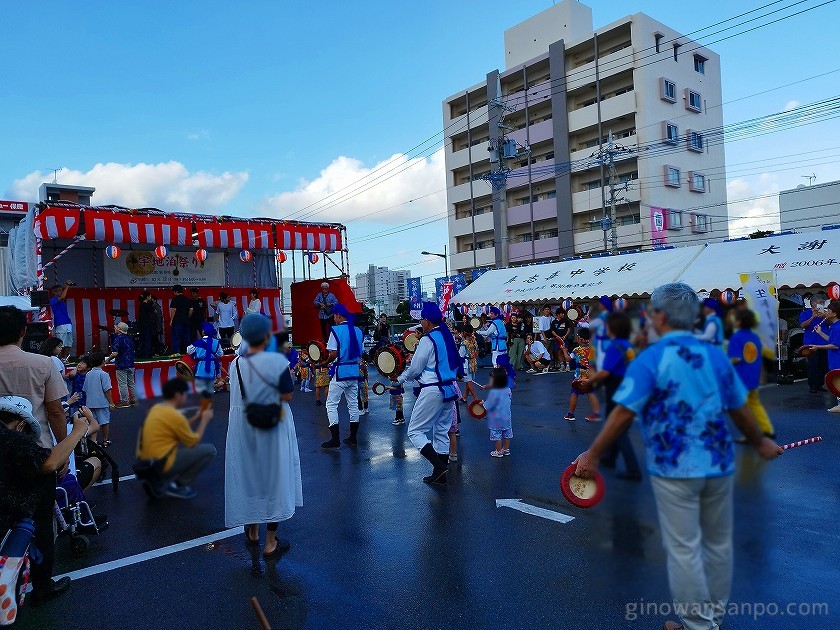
[{"x1": 137, "y1": 378, "x2": 215, "y2": 499}]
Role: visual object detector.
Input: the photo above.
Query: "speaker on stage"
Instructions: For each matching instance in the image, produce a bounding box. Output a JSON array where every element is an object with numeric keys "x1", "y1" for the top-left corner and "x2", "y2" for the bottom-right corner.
[
  {"x1": 22, "y1": 322, "x2": 50, "y2": 354},
  {"x1": 30, "y1": 290, "x2": 50, "y2": 308}
]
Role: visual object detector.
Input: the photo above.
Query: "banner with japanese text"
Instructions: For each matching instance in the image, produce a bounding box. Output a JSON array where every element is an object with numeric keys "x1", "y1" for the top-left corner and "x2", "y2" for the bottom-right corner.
[
  {"x1": 649, "y1": 207, "x2": 668, "y2": 246},
  {"x1": 104, "y1": 251, "x2": 225, "y2": 287},
  {"x1": 739, "y1": 271, "x2": 779, "y2": 359},
  {"x1": 438, "y1": 282, "x2": 454, "y2": 314},
  {"x1": 435, "y1": 274, "x2": 467, "y2": 304},
  {"x1": 407, "y1": 277, "x2": 422, "y2": 319}
]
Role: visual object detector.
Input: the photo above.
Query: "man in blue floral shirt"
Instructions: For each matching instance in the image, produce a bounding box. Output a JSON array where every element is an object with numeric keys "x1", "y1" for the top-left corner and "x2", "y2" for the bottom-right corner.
[
  {"x1": 574, "y1": 283, "x2": 782, "y2": 630},
  {"x1": 107, "y1": 322, "x2": 137, "y2": 408}
]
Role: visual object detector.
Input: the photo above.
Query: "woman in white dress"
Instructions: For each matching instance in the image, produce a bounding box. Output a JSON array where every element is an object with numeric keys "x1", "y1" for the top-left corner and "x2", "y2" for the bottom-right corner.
[
  {"x1": 225, "y1": 314, "x2": 302, "y2": 557},
  {"x1": 246, "y1": 289, "x2": 262, "y2": 316}
]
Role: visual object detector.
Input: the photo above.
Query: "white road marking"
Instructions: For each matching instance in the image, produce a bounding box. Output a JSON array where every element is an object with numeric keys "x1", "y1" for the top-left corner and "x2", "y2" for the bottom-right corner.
[
  {"x1": 495, "y1": 498, "x2": 575, "y2": 524},
  {"x1": 92, "y1": 474, "x2": 136, "y2": 487},
  {"x1": 54, "y1": 527, "x2": 241, "y2": 581}
]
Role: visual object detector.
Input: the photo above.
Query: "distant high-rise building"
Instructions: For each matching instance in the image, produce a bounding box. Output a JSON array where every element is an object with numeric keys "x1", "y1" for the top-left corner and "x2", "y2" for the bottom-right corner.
[
  {"x1": 354, "y1": 265, "x2": 410, "y2": 315},
  {"x1": 779, "y1": 180, "x2": 840, "y2": 232},
  {"x1": 443, "y1": 0, "x2": 727, "y2": 273}
]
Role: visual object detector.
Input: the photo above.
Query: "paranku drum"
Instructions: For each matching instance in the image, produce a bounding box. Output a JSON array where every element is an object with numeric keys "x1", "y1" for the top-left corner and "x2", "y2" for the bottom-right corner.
[
  {"x1": 230, "y1": 332, "x2": 242, "y2": 349},
  {"x1": 307, "y1": 340, "x2": 327, "y2": 363},
  {"x1": 371, "y1": 382, "x2": 387, "y2": 396},
  {"x1": 402, "y1": 329, "x2": 421, "y2": 353},
  {"x1": 566, "y1": 307, "x2": 581, "y2": 322},
  {"x1": 469, "y1": 316, "x2": 483, "y2": 330},
  {"x1": 175, "y1": 355, "x2": 196, "y2": 382}
]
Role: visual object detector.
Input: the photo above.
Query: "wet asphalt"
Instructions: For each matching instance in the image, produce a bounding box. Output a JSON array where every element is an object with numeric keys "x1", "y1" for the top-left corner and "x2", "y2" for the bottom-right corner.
[{"x1": 13, "y1": 367, "x2": 840, "y2": 630}]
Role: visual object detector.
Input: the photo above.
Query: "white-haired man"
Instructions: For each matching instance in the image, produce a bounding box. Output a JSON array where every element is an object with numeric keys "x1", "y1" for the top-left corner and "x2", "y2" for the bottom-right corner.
[{"x1": 313, "y1": 282, "x2": 338, "y2": 342}]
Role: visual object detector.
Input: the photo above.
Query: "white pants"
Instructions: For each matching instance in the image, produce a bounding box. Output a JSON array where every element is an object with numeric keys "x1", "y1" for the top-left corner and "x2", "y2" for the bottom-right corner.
[
  {"x1": 326, "y1": 379, "x2": 359, "y2": 427},
  {"x1": 491, "y1": 350, "x2": 508, "y2": 366},
  {"x1": 407, "y1": 387, "x2": 451, "y2": 453},
  {"x1": 54, "y1": 324, "x2": 73, "y2": 349},
  {"x1": 651, "y1": 475, "x2": 734, "y2": 630}
]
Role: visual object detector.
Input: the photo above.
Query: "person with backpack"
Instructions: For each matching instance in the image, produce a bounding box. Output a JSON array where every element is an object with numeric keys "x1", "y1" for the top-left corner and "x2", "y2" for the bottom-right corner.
[{"x1": 187, "y1": 323, "x2": 223, "y2": 408}]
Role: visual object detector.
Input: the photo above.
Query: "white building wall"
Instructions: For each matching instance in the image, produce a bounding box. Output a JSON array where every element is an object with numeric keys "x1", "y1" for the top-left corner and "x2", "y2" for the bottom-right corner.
[{"x1": 780, "y1": 180, "x2": 840, "y2": 231}]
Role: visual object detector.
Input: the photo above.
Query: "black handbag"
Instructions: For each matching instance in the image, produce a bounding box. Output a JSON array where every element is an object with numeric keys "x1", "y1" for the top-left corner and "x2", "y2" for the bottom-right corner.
[
  {"x1": 132, "y1": 421, "x2": 175, "y2": 480},
  {"x1": 235, "y1": 358, "x2": 283, "y2": 429}
]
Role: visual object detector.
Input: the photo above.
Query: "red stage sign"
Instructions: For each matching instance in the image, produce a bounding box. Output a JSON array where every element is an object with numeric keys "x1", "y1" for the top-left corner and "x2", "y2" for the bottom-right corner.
[{"x1": 0, "y1": 200, "x2": 28, "y2": 213}]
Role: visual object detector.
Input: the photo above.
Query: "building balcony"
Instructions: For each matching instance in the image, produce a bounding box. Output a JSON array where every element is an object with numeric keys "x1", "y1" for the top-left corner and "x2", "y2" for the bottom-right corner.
[
  {"x1": 571, "y1": 183, "x2": 640, "y2": 214},
  {"x1": 507, "y1": 198, "x2": 558, "y2": 228},
  {"x1": 452, "y1": 247, "x2": 496, "y2": 272},
  {"x1": 508, "y1": 236, "x2": 559, "y2": 264},
  {"x1": 568, "y1": 90, "x2": 636, "y2": 133},
  {"x1": 506, "y1": 158, "x2": 556, "y2": 187},
  {"x1": 447, "y1": 179, "x2": 492, "y2": 204},
  {"x1": 566, "y1": 46, "x2": 635, "y2": 92},
  {"x1": 449, "y1": 211, "x2": 495, "y2": 238},
  {"x1": 501, "y1": 79, "x2": 553, "y2": 114},
  {"x1": 507, "y1": 117, "x2": 553, "y2": 148},
  {"x1": 574, "y1": 223, "x2": 642, "y2": 254}
]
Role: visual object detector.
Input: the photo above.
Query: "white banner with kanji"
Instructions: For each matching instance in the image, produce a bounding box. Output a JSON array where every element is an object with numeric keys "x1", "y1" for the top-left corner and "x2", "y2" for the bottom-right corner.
[
  {"x1": 103, "y1": 251, "x2": 225, "y2": 287},
  {"x1": 739, "y1": 271, "x2": 779, "y2": 359}
]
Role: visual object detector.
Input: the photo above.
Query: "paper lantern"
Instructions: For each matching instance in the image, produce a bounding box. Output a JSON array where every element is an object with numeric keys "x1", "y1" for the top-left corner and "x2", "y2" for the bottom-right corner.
[
  {"x1": 562, "y1": 299, "x2": 573, "y2": 310},
  {"x1": 308, "y1": 252, "x2": 319, "y2": 264},
  {"x1": 105, "y1": 245, "x2": 121, "y2": 259},
  {"x1": 239, "y1": 250, "x2": 253, "y2": 263},
  {"x1": 276, "y1": 251, "x2": 287, "y2": 264},
  {"x1": 153, "y1": 245, "x2": 169, "y2": 259},
  {"x1": 195, "y1": 248, "x2": 208, "y2": 263},
  {"x1": 829, "y1": 283, "x2": 840, "y2": 301},
  {"x1": 613, "y1": 297, "x2": 627, "y2": 311},
  {"x1": 501, "y1": 303, "x2": 512, "y2": 316},
  {"x1": 719, "y1": 289, "x2": 737, "y2": 305}
]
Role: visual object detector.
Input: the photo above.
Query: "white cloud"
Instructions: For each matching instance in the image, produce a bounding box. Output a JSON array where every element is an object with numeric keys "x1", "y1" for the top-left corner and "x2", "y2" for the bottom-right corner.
[
  {"x1": 783, "y1": 100, "x2": 800, "y2": 112},
  {"x1": 726, "y1": 175, "x2": 781, "y2": 237},
  {"x1": 8, "y1": 161, "x2": 248, "y2": 212},
  {"x1": 260, "y1": 150, "x2": 447, "y2": 224}
]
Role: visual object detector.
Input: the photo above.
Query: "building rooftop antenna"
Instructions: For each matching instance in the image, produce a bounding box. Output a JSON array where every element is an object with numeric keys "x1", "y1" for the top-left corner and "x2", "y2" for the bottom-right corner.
[
  {"x1": 803, "y1": 173, "x2": 816, "y2": 186},
  {"x1": 51, "y1": 167, "x2": 63, "y2": 183}
]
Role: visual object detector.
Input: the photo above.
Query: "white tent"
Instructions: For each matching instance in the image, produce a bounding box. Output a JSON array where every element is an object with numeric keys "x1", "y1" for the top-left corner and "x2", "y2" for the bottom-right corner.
[
  {"x1": 451, "y1": 245, "x2": 704, "y2": 305},
  {"x1": 677, "y1": 229, "x2": 840, "y2": 291},
  {"x1": 0, "y1": 295, "x2": 37, "y2": 312}
]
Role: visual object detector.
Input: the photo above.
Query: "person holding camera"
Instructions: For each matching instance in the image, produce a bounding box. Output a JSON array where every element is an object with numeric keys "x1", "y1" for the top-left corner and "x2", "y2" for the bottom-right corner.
[{"x1": 136, "y1": 378, "x2": 215, "y2": 499}]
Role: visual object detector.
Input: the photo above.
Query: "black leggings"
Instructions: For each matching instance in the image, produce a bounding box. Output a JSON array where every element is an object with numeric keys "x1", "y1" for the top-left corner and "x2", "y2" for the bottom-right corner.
[{"x1": 267, "y1": 522, "x2": 279, "y2": 532}]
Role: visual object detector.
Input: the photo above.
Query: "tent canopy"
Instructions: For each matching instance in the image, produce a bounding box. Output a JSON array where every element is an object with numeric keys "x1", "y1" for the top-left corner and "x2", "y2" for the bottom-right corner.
[
  {"x1": 677, "y1": 230, "x2": 840, "y2": 292},
  {"x1": 451, "y1": 245, "x2": 704, "y2": 305}
]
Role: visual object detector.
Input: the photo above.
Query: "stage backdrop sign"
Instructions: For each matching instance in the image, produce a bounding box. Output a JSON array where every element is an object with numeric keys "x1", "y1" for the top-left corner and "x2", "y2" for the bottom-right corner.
[{"x1": 104, "y1": 251, "x2": 225, "y2": 287}]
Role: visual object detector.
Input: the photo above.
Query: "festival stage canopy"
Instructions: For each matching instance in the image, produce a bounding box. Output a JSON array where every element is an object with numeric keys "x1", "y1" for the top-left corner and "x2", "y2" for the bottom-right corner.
[
  {"x1": 677, "y1": 229, "x2": 840, "y2": 292},
  {"x1": 33, "y1": 204, "x2": 344, "y2": 252},
  {"x1": 451, "y1": 245, "x2": 704, "y2": 304}
]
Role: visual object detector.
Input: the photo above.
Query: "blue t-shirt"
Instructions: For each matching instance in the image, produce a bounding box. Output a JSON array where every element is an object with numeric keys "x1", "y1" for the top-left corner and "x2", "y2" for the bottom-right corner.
[
  {"x1": 613, "y1": 331, "x2": 747, "y2": 479},
  {"x1": 728, "y1": 329, "x2": 762, "y2": 391},
  {"x1": 601, "y1": 338, "x2": 634, "y2": 378},
  {"x1": 49, "y1": 296, "x2": 72, "y2": 326},
  {"x1": 484, "y1": 388, "x2": 512, "y2": 430},
  {"x1": 112, "y1": 334, "x2": 135, "y2": 369},
  {"x1": 800, "y1": 309, "x2": 828, "y2": 346},
  {"x1": 828, "y1": 321, "x2": 840, "y2": 370}
]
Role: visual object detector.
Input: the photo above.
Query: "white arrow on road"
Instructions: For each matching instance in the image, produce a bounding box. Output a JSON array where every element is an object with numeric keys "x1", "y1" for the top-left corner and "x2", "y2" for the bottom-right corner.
[{"x1": 495, "y1": 499, "x2": 575, "y2": 524}]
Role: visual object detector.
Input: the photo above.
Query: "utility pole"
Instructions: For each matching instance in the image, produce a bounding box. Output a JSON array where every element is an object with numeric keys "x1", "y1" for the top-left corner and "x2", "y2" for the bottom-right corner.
[{"x1": 607, "y1": 131, "x2": 619, "y2": 254}]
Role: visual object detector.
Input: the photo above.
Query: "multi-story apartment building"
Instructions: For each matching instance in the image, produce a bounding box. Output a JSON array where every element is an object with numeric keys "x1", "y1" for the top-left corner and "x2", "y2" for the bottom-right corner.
[
  {"x1": 779, "y1": 180, "x2": 840, "y2": 232},
  {"x1": 443, "y1": 0, "x2": 727, "y2": 274},
  {"x1": 354, "y1": 265, "x2": 410, "y2": 315}
]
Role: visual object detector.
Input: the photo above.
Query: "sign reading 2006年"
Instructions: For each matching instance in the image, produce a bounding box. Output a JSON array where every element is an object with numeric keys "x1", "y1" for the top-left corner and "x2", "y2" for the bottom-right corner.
[{"x1": 104, "y1": 251, "x2": 225, "y2": 287}]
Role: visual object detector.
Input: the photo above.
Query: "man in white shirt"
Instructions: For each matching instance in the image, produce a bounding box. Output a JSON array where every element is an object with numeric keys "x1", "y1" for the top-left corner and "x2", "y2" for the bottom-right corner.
[
  {"x1": 213, "y1": 293, "x2": 238, "y2": 347},
  {"x1": 524, "y1": 333, "x2": 551, "y2": 373},
  {"x1": 537, "y1": 305, "x2": 553, "y2": 345}
]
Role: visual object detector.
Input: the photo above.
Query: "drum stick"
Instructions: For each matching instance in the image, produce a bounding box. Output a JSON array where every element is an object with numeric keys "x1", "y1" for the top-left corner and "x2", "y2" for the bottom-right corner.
[
  {"x1": 250, "y1": 597, "x2": 271, "y2": 630},
  {"x1": 781, "y1": 436, "x2": 822, "y2": 451}
]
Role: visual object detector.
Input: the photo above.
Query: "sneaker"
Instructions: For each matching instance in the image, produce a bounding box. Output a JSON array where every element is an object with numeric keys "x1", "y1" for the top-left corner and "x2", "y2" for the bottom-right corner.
[
  {"x1": 828, "y1": 405, "x2": 840, "y2": 414},
  {"x1": 541, "y1": 367, "x2": 550, "y2": 373},
  {"x1": 585, "y1": 413, "x2": 601, "y2": 422},
  {"x1": 449, "y1": 453, "x2": 459, "y2": 462},
  {"x1": 392, "y1": 418, "x2": 405, "y2": 425},
  {"x1": 165, "y1": 482, "x2": 197, "y2": 500},
  {"x1": 526, "y1": 368, "x2": 536, "y2": 373},
  {"x1": 491, "y1": 450, "x2": 504, "y2": 458},
  {"x1": 503, "y1": 449, "x2": 511, "y2": 456},
  {"x1": 564, "y1": 413, "x2": 575, "y2": 421}
]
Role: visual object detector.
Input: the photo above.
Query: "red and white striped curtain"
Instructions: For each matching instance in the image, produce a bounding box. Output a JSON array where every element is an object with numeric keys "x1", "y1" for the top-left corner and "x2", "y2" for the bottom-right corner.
[
  {"x1": 276, "y1": 225, "x2": 342, "y2": 252},
  {"x1": 34, "y1": 207, "x2": 81, "y2": 239},
  {"x1": 84, "y1": 210, "x2": 191, "y2": 245},
  {"x1": 195, "y1": 221, "x2": 275, "y2": 249}
]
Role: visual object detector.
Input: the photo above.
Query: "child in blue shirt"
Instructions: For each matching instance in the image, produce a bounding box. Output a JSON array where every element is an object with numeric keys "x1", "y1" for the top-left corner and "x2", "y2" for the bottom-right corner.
[
  {"x1": 484, "y1": 367, "x2": 512, "y2": 458},
  {"x1": 728, "y1": 309, "x2": 775, "y2": 438}
]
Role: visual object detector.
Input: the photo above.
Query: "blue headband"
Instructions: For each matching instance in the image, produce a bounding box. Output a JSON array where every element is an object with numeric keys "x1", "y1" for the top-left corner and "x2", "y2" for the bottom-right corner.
[{"x1": 421, "y1": 302, "x2": 444, "y2": 324}]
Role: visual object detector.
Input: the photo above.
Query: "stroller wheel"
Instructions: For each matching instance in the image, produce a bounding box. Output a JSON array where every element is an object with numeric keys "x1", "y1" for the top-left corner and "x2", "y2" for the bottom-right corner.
[{"x1": 70, "y1": 535, "x2": 90, "y2": 557}]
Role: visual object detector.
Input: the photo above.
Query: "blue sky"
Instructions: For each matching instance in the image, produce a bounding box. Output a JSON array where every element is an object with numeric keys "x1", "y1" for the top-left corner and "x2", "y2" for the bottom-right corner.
[{"x1": 3, "y1": 0, "x2": 839, "y2": 292}]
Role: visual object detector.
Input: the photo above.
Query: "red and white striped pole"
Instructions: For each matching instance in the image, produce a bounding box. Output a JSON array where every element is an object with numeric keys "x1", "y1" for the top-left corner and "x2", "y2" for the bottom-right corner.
[{"x1": 781, "y1": 436, "x2": 822, "y2": 451}]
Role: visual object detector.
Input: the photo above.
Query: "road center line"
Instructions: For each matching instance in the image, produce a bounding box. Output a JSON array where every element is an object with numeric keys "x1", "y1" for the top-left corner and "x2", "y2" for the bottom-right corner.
[
  {"x1": 496, "y1": 499, "x2": 575, "y2": 523},
  {"x1": 55, "y1": 528, "x2": 241, "y2": 581},
  {"x1": 93, "y1": 474, "x2": 136, "y2": 487}
]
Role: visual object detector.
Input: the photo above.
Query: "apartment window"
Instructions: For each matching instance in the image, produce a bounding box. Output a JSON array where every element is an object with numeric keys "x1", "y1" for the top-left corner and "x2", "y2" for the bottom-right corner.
[
  {"x1": 693, "y1": 213, "x2": 710, "y2": 233},
  {"x1": 694, "y1": 55, "x2": 707, "y2": 74},
  {"x1": 614, "y1": 86, "x2": 632, "y2": 96},
  {"x1": 478, "y1": 239, "x2": 495, "y2": 249},
  {"x1": 689, "y1": 171, "x2": 707, "y2": 192},
  {"x1": 665, "y1": 165, "x2": 681, "y2": 188},
  {"x1": 686, "y1": 90, "x2": 702, "y2": 112},
  {"x1": 618, "y1": 172, "x2": 638, "y2": 184},
  {"x1": 688, "y1": 130, "x2": 704, "y2": 152},
  {"x1": 538, "y1": 229, "x2": 558, "y2": 239},
  {"x1": 663, "y1": 122, "x2": 679, "y2": 144},
  {"x1": 619, "y1": 214, "x2": 641, "y2": 226},
  {"x1": 668, "y1": 209, "x2": 683, "y2": 230},
  {"x1": 660, "y1": 78, "x2": 677, "y2": 103},
  {"x1": 545, "y1": 151, "x2": 554, "y2": 160},
  {"x1": 546, "y1": 191, "x2": 557, "y2": 199}
]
